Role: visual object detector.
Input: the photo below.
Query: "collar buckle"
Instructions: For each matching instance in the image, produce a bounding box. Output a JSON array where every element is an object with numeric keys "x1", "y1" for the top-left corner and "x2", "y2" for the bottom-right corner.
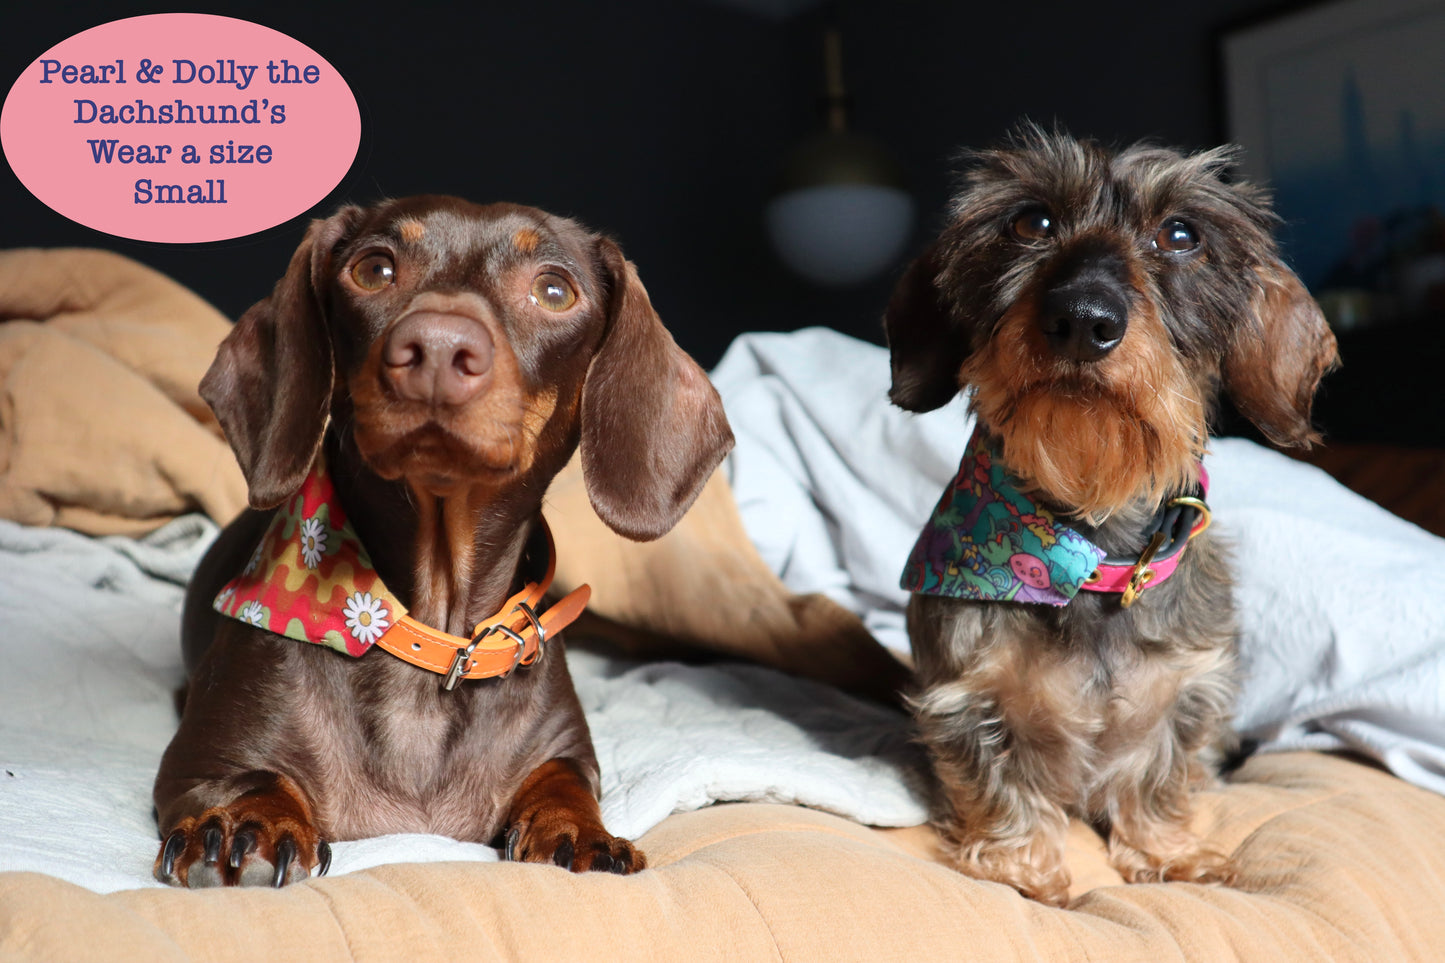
[
  {"x1": 1115, "y1": 492, "x2": 1211, "y2": 608},
  {"x1": 1119, "y1": 530, "x2": 1167, "y2": 609},
  {"x1": 442, "y1": 623, "x2": 529, "y2": 691},
  {"x1": 443, "y1": 648, "x2": 470, "y2": 691}
]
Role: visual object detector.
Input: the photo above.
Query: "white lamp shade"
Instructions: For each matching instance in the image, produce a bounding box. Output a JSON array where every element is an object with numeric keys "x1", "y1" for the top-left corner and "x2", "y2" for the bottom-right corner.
[{"x1": 766, "y1": 183, "x2": 915, "y2": 287}]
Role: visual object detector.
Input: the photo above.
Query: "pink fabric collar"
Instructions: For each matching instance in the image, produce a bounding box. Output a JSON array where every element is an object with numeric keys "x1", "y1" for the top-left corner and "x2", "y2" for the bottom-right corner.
[{"x1": 1078, "y1": 465, "x2": 1211, "y2": 605}]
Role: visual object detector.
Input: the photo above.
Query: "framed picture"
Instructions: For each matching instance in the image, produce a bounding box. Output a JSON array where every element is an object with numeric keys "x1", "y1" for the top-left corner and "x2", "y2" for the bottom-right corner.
[{"x1": 1223, "y1": 0, "x2": 1445, "y2": 326}]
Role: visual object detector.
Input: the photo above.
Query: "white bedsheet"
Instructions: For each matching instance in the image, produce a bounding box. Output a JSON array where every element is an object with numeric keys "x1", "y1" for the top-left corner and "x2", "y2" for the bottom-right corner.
[{"x1": 714, "y1": 327, "x2": 1445, "y2": 794}]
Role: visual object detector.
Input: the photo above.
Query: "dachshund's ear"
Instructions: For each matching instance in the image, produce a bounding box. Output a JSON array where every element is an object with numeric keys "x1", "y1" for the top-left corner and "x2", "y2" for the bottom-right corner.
[
  {"x1": 200, "y1": 208, "x2": 362, "y2": 508},
  {"x1": 884, "y1": 242, "x2": 968, "y2": 412},
  {"x1": 1223, "y1": 261, "x2": 1339, "y2": 448},
  {"x1": 580, "y1": 237, "x2": 734, "y2": 541}
]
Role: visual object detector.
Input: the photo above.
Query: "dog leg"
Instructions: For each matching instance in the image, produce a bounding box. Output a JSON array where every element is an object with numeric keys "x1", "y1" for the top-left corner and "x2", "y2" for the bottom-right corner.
[
  {"x1": 153, "y1": 770, "x2": 330, "y2": 888},
  {"x1": 1103, "y1": 716, "x2": 1236, "y2": 887},
  {"x1": 1106, "y1": 779, "x2": 1235, "y2": 886},
  {"x1": 917, "y1": 692, "x2": 1074, "y2": 905},
  {"x1": 936, "y1": 777, "x2": 1073, "y2": 906},
  {"x1": 503, "y1": 758, "x2": 645, "y2": 874}
]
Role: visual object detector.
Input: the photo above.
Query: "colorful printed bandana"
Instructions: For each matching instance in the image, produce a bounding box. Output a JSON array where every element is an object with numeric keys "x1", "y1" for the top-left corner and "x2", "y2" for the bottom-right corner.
[
  {"x1": 214, "y1": 456, "x2": 408, "y2": 657},
  {"x1": 900, "y1": 429, "x2": 1107, "y2": 607}
]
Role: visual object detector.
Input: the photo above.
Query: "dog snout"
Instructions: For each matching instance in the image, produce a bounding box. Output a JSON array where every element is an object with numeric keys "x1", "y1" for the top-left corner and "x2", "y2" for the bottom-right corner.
[
  {"x1": 1039, "y1": 286, "x2": 1128, "y2": 362},
  {"x1": 383, "y1": 312, "x2": 495, "y2": 406}
]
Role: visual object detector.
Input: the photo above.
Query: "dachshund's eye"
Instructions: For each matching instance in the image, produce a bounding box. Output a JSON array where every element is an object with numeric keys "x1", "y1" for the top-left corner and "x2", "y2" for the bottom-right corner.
[
  {"x1": 530, "y1": 272, "x2": 577, "y2": 312},
  {"x1": 1155, "y1": 219, "x2": 1199, "y2": 254},
  {"x1": 351, "y1": 254, "x2": 396, "y2": 291},
  {"x1": 1011, "y1": 209, "x2": 1055, "y2": 242}
]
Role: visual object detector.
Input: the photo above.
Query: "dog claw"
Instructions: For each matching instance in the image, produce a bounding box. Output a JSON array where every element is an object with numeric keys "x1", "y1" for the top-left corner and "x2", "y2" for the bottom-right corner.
[
  {"x1": 154, "y1": 780, "x2": 324, "y2": 888},
  {"x1": 317, "y1": 840, "x2": 332, "y2": 877},
  {"x1": 159, "y1": 831, "x2": 186, "y2": 879},
  {"x1": 501, "y1": 817, "x2": 641, "y2": 874},
  {"x1": 228, "y1": 829, "x2": 255, "y2": 870},
  {"x1": 552, "y1": 837, "x2": 575, "y2": 870},
  {"x1": 272, "y1": 837, "x2": 295, "y2": 887}
]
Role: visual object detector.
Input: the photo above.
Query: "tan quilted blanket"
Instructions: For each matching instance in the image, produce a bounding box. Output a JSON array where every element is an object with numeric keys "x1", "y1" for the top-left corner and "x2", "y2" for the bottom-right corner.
[
  {"x1": 0, "y1": 248, "x2": 247, "y2": 535},
  {"x1": 3, "y1": 752, "x2": 1443, "y2": 962}
]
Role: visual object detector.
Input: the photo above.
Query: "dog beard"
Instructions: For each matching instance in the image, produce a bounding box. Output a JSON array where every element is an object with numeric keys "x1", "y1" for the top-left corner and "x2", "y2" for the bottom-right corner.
[{"x1": 962, "y1": 301, "x2": 1207, "y2": 518}]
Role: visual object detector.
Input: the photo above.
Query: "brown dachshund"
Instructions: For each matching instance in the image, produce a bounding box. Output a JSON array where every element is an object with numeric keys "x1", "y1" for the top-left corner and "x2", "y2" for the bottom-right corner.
[{"x1": 154, "y1": 197, "x2": 733, "y2": 887}]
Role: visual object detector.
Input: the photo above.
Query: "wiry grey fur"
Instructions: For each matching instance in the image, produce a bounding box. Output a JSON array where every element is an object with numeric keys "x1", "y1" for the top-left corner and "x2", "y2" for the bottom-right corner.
[{"x1": 884, "y1": 124, "x2": 1338, "y2": 905}]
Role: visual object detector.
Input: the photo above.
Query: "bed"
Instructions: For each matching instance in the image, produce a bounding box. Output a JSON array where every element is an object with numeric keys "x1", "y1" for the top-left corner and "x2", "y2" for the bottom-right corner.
[{"x1": 3, "y1": 249, "x2": 1444, "y2": 962}]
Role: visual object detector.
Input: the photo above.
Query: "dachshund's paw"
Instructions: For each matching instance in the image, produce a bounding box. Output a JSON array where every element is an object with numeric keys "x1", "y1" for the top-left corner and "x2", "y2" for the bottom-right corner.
[
  {"x1": 504, "y1": 816, "x2": 645, "y2": 874},
  {"x1": 1109, "y1": 832, "x2": 1237, "y2": 888},
  {"x1": 154, "y1": 788, "x2": 330, "y2": 888},
  {"x1": 1115, "y1": 845, "x2": 1237, "y2": 887},
  {"x1": 953, "y1": 844, "x2": 1072, "y2": 908}
]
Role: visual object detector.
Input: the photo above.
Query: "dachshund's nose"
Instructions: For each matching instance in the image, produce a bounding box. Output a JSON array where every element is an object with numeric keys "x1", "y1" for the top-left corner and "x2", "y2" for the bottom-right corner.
[
  {"x1": 1038, "y1": 287, "x2": 1128, "y2": 362},
  {"x1": 383, "y1": 313, "x2": 494, "y2": 406}
]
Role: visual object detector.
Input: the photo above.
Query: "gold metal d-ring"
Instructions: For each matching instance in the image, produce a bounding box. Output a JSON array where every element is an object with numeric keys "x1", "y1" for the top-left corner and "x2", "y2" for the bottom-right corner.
[{"x1": 1169, "y1": 495, "x2": 1212, "y2": 538}]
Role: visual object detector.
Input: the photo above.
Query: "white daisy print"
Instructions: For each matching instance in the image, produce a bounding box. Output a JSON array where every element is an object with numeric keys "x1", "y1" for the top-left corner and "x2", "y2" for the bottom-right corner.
[
  {"x1": 214, "y1": 586, "x2": 237, "y2": 612},
  {"x1": 343, "y1": 592, "x2": 390, "y2": 646},
  {"x1": 243, "y1": 538, "x2": 266, "y2": 575},
  {"x1": 299, "y1": 516, "x2": 328, "y2": 569},
  {"x1": 238, "y1": 600, "x2": 267, "y2": 627}
]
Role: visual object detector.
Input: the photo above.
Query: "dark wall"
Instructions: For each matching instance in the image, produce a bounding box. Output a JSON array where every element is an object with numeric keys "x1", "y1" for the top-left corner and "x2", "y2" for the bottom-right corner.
[
  {"x1": 3, "y1": 0, "x2": 1283, "y2": 370},
  {"x1": 829, "y1": 0, "x2": 1282, "y2": 223}
]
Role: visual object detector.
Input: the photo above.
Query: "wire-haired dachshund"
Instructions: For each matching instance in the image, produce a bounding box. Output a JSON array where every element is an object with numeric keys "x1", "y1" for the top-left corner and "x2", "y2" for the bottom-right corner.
[
  {"x1": 153, "y1": 197, "x2": 733, "y2": 886},
  {"x1": 887, "y1": 126, "x2": 1338, "y2": 905}
]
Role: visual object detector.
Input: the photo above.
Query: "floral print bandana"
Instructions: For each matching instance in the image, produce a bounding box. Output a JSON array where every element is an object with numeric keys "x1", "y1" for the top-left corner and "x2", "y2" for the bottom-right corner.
[
  {"x1": 214, "y1": 456, "x2": 408, "y2": 657},
  {"x1": 900, "y1": 429, "x2": 1107, "y2": 607}
]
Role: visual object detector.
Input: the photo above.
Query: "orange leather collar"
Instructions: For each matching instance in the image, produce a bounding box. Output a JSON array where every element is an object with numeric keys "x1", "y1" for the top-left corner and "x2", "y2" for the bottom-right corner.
[
  {"x1": 373, "y1": 520, "x2": 591, "y2": 690},
  {"x1": 213, "y1": 455, "x2": 588, "y2": 688}
]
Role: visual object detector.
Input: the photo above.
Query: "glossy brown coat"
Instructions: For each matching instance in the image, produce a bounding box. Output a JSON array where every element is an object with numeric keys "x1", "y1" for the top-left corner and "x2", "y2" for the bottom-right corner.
[{"x1": 154, "y1": 197, "x2": 732, "y2": 887}]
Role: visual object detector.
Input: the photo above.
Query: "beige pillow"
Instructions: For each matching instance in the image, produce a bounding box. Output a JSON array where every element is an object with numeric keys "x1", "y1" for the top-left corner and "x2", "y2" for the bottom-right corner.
[
  {"x1": 547, "y1": 454, "x2": 909, "y2": 703},
  {"x1": 0, "y1": 248, "x2": 246, "y2": 535}
]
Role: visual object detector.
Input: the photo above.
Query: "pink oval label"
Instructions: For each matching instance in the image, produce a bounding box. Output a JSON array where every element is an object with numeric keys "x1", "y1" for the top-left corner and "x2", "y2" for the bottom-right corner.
[{"x1": 1, "y1": 14, "x2": 361, "y2": 243}]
